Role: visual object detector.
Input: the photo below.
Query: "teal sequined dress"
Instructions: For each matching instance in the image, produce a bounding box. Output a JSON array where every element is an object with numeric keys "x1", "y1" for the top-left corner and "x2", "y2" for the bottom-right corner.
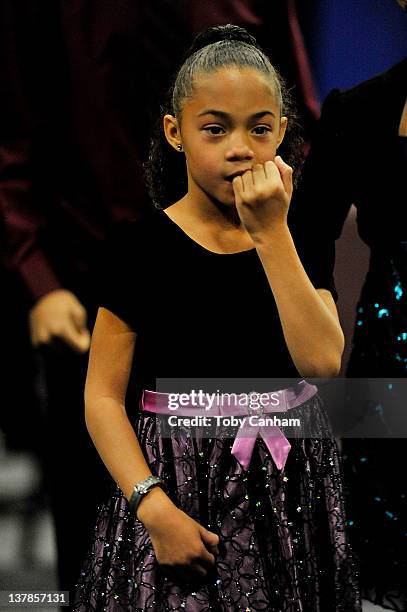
[
  {"x1": 343, "y1": 137, "x2": 407, "y2": 611},
  {"x1": 289, "y1": 66, "x2": 407, "y2": 610}
]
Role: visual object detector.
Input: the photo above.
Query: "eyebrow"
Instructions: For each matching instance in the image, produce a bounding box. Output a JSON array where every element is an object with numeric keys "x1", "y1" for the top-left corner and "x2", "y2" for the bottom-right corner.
[{"x1": 197, "y1": 109, "x2": 275, "y2": 120}]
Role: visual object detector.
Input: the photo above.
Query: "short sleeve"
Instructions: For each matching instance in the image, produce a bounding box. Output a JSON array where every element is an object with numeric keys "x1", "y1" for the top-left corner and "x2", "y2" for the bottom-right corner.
[{"x1": 97, "y1": 220, "x2": 143, "y2": 331}]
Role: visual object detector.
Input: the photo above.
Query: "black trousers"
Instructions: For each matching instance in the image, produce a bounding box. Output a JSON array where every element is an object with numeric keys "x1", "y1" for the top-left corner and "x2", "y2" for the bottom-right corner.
[{"x1": 36, "y1": 342, "x2": 111, "y2": 605}]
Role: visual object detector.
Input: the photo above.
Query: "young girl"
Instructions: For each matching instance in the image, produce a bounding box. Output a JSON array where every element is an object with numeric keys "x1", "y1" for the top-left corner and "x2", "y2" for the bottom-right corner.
[{"x1": 73, "y1": 24, "x2": 361, "y2": 611}]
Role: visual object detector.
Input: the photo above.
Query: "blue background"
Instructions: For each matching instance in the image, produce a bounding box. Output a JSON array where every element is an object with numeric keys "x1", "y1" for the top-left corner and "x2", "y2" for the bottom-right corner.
[{"x1": 303, "y1": 0, "x2": 407, "y2": 100}]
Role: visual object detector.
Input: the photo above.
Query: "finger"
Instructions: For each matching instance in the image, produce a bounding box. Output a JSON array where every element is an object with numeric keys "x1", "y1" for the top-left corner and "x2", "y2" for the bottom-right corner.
[
  {"x1": 61, "y1": 326, "x2": 90, "y2": 353},
  {"x1": 198, "y1": 548, "x2": 216, "y2": 570},
  {"x1": 76, "y1": 328, "x2": 91, "y2": 352},
  {"x1": 36, "y1": 330, "x2": 52, "y2": 346},
  {"x1": 264, "y1": 159, "x2": 281, "y2": 182},
  {"x1": 251, "y1": 162, "x2": 267, "y2": 186},
  {"x1": 199, "y1": 526, "x2": 220, "y2": 548},
  {"x1": 33, "y1": 323, "x2": 53, "y2": 346},
  {"x1": 199, "y1": 524, "x2": 219, "y2": 540},
  {"x1": 190, "y1": 562, "x2": 208, "y2": 577},
  {"x1": 242, "y1": 168, "x2": 254, "y2": 193},
  {"x1": 71, "y1": 303, "x2": 88, "y2": 332},
  {"x1": 274, "y1": 155, "x2": 293, "y2": 198},
  {"x1": 70, "y1": 305, "x2": 91, "y2": 351},
  {"x1": 232, "y1": 175, "x2": 244, "y2": 206}
]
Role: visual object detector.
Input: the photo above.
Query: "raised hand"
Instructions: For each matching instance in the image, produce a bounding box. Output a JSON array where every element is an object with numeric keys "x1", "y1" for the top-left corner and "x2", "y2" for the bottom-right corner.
[{"x1": 232, "y1": 155, "x2": 293, "y2": 241}]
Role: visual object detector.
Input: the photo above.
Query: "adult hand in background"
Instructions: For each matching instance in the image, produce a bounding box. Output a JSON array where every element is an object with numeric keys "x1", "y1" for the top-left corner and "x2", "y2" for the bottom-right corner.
[{"x1": 29, "y1": 289, "x2": 91, "y2": 353}]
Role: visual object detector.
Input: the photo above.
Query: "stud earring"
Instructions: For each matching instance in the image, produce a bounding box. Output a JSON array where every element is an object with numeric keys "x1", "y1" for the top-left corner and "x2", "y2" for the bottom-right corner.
[{"x1": 177, "y1": 144, "x2": 183, "y2": 151}]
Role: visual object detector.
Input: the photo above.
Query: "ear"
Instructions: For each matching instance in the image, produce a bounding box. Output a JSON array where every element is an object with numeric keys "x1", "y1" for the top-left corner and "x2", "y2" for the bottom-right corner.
[
  {"x1": 163, "y1": 114, "x2": 182, "y2": 152},
  {"x1": 276, "y1": 116, "x2": 288, "y2": 148}
]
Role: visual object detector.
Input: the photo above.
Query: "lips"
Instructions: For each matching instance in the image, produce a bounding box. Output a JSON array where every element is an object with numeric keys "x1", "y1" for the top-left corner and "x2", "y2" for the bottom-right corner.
[{"x1": 225, "y1": 168, "x2": 252, "y2": 182}]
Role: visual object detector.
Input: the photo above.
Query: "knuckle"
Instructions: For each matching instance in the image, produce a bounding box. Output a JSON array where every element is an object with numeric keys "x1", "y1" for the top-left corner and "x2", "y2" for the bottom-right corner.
[
  {"x1": 255, "y1": 188, "x2": 267, "y2": 199},
  {"x1": 203, "y1": 555, "x2": 215, "y2": 568},
  {"x1": 52, "y1": 327, "x2": 64, "y2": 337},
  {"x1": 244, "y1": 192, "x2": 256, "y2": 204},
  {"x1": 189, "y1": 550, "x2": 203, "y2": 563},
  {"x1": 158, "y1": 559, "x2": 178, "y2": 571}
]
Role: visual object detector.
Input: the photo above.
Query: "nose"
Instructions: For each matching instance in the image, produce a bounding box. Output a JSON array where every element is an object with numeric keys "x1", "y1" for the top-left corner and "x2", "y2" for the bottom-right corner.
[{"x1": 224, "y1": 139, "x2": 254, "y2": 162}]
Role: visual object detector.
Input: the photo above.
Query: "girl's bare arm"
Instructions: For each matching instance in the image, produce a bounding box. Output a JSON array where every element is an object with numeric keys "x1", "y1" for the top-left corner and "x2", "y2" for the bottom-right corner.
[
  {"x1": 255, "y1": 229, "x2": 344, "y2": 378},
  {"x1": 84, "y1": 307, "x2": 220, "y2": 578},
  {"x1": 232, "y1": 159, "x2": 344, "y2": 378},
  {"x1": 84, "y1": 307, "x2": 173, "y2": 522}
]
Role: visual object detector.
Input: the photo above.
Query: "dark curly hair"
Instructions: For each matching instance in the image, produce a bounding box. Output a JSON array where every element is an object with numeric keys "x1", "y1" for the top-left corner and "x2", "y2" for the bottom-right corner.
[{"x1": 143, "y1": 24, "x2": 304, "y2": 209}]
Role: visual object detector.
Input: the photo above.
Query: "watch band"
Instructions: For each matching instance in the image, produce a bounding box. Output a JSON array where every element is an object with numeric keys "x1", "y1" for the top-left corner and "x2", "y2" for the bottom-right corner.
[{"x1": 129, "y1": 475, "x2": 168, "y2": 516}]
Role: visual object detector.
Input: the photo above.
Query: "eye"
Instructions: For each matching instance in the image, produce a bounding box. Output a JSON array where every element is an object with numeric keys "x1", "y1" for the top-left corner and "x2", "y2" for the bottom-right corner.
[
  {"x1": 202, "y1": 125, "x2": 225, "y2": 135},
  {"x1": 252, "y1": 125, "x2": 272, "y2": 135}
]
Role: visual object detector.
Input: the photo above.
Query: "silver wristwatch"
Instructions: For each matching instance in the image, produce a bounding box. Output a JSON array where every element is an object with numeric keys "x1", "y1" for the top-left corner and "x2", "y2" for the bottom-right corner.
[{"x1": 129, "y1": 475, "x2": 168, "y2": 516}]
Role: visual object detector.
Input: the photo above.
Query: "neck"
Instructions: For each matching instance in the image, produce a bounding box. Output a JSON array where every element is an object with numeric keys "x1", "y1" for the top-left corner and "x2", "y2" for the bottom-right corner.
[{"x1": 176, "y1": 193, "x2": 244, "y2": 230}]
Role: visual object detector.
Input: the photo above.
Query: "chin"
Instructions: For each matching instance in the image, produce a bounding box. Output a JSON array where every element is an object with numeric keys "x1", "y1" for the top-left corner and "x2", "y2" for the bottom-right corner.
[
  {"x1": 206, "y1": 191, "x2": 236, "y2": 208},
  {"x1": 218, "y1": 197, "x2": 237, "y2": 209}
]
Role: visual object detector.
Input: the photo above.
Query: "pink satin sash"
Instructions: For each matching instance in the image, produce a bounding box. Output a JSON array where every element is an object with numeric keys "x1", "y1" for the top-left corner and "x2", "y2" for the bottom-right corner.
[{"x1": 140, "y1": 380, "x2": 318, "y2": 471}]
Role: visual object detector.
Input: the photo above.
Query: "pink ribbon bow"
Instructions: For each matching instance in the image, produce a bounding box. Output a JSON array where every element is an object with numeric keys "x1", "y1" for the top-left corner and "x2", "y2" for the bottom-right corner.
[
  {"x1": 141, "y1": 382, "x2": 318, "y2": 472},
  {"x1": 220, "y1": 391, "x2": 292, "y2": 471}
]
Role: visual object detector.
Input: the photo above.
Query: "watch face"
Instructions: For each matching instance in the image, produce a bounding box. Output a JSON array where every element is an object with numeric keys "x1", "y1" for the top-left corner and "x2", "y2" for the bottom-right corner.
[{"x1": 137, "y1": 476, "x2": 160, "y2": 495}]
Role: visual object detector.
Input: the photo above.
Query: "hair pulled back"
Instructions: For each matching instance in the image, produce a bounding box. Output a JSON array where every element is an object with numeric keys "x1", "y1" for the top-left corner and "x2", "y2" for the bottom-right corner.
[{"x1": 144, "y1": 24, "x2": 303, "y2": 209}]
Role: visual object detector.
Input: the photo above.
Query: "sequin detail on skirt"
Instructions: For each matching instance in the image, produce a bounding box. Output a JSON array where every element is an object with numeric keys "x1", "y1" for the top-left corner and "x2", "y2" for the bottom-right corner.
[{"x1": 73, "y1": 393, "x2": 361, "y2": 611}]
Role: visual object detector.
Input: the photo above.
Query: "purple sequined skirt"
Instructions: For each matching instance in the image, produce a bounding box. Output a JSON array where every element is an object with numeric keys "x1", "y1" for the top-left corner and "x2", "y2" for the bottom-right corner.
[{"x1": 73, "y1": 390, "x2": 361, "y2": 611}]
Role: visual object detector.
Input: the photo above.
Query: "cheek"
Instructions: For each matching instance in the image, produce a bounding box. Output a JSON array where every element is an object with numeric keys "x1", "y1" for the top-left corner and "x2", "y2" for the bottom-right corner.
[
  {"x1": 188, "y1": 151, "x2": 220, "y2": 179},
  {"x1": 256, "y1": 147, "x2": 277, "y2": 165},
  {"x1": 252, "y1": 137, "x2": 279, "y2": 159}
]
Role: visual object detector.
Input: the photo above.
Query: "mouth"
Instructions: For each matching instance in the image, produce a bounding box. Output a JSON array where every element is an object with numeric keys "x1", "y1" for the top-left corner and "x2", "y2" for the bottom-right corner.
[{"x1": 225, "y1": 168, "x2": 252, "y2": 182}]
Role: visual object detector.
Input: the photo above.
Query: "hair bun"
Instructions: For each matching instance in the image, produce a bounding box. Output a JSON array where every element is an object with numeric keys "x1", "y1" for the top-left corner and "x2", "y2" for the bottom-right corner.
[{"x1": 185, "y1": 24, "x2": 259, "y2": 58}]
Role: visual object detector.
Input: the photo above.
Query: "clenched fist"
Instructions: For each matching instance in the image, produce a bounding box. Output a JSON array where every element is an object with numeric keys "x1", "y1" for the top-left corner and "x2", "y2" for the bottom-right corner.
[{"x1": 232, "y1": 155, "x2": 293, "y2": 241}]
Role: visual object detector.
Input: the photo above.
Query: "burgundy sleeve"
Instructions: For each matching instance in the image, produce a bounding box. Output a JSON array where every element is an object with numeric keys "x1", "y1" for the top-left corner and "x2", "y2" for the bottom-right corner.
[{"x1": 0, "y1": 138, "x2": 62, "y2": 303}]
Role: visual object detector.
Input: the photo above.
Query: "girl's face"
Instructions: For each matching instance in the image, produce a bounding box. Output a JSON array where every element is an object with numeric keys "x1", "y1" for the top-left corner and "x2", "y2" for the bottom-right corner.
[{"x1": 164, "y1": 67, "x2": 287, "y2": 208}]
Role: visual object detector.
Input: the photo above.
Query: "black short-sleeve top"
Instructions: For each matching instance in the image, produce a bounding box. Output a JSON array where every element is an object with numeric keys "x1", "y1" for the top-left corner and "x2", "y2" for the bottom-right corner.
[{"x1": 99, "y1": 206, "x2": 337, "y2": 399}]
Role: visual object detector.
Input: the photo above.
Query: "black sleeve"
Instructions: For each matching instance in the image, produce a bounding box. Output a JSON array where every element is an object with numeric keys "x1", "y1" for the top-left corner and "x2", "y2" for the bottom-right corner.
[
  {"x1": 288, "y1": 89, "x2": 354, "y2": 304},
  {"x1": 97, "y1": 220, "x2": 143, "y2": 332}
]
